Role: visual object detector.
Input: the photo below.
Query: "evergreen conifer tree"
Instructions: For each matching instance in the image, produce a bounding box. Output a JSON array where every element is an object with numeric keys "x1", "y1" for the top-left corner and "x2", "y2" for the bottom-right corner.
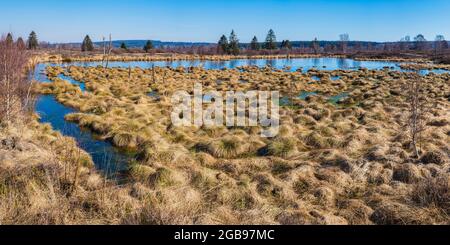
[
  {"x1": 27, "y1": 31, "x2": 39, "y2": 50},
  {"x1": 281, "y1": 40, "x2": 292, "y2": 50},
  {"x1": 6, "y1": 33, "x2": 13, "y2": 45},
  {"x1": 228, "y1": 30, "x2": 240, "y2": 55},
  {"x1": 143, "y1": 40, "x2": 154, "y2": 52},
  {"x1": 81, "y1": 35, "x2": 94, "y2": 52},
  {"x1": 218, "y1": 35, "x2": 229, "y2": 54},
  {"x1": 250, "y1": 36, "x2": 260, "y2": 51},
  {"x1": 265, "y1": 29, "x2": 277, "y2": 50},
  {"x1": 16, "y1": 37, "x2": 26, "y2": 50}
]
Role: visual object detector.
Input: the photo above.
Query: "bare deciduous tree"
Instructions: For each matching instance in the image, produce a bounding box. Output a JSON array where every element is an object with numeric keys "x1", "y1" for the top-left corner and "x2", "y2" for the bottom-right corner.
[
  {"x1": 414, "y1": 34, "x2": 428, "y2": 51},
  {"x1": 434, "y1": 35, "x2": 446, "y2": 56},
  {"x1": 405, "y1": 76, "x2": 429, "y2": 159},
  {"x1": 102, "y1": 34, "x2": 113, "y2": 69},
  {"x1": 0, "y1": 35, "x2": 32, "y2": 125},
  {"x1": 311, "y1": 38, "x2": 320, "y2": 54},
  {"x1": 339, "y1": 33, "x2": 350, "y2": 54}
]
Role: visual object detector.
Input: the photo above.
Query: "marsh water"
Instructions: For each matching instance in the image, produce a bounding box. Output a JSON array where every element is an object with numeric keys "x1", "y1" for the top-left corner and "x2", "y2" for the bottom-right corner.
[
  {"x1": 55, "y1": 57, "x2": 403, "y2": 71},
  {"x1": 33, "y1": 64, "x2": 130, "y2": 177},
  {"x1": 32, "y1": 57, "x2": 449, "y2": 175},
  {"x1": 35, "y1": 95, "x2": 130, "y2": 176}
]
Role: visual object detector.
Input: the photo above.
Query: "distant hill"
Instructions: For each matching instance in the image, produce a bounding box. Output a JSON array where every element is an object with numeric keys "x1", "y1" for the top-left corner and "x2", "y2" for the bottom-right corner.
[
  {"x1": 93, "y1": 40, "x2": 213, "y2": 48},
  {"x1": 94, "y1": 40, "x2": 383, "y2": 49},
  {"x1": 64, "y1": 39, "x2": 448, "y2": 50}
]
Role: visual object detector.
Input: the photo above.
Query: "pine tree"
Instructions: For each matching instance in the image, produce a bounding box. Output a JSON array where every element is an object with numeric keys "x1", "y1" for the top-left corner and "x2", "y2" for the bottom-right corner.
[
  {"x1": 265, "y1": 29, "x2": 277, "y2": 50},
  {"x1": 6, "y1": 33, "x2": 14, "y2": 45},
  {"x1": 27, "y1": 31, "x2": 39, "y2": 50},
  {"x1": 16, "y1": 37, "x2": 26, "y2": 50},
  {"x1": 143, "y1": 40, "x2": 154, "y2": 52},
  {"x1": 228, "y1": 30, "x2": 240, "y2": 55},
  {"x1": 281, "y1": 40, "x2": 292, "y2": 50},
  {"x1": 120, "y1": 42, "x2": 127, "y2": 50},
  {"x1": 218, "y1": 35, "x2": 229, "y2": 54},
  {"x1": 81, "y1": 35, "x2": 94, "y2": 52},
  {"x1": 250, "y1": 36, "x2": 260, "y2": 51}
]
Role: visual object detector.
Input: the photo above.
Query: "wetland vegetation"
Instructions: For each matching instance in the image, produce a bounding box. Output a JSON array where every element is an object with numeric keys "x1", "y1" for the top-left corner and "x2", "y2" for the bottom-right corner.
[
  {"x1": 1, "y1": 15, "x2": 449, "y2": 225},
  {"x1": 27, "y1": 59, "x2": 450, "y2": 224}
]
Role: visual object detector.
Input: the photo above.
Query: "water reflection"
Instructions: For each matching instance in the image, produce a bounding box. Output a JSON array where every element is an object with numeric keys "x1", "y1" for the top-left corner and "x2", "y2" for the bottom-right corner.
[
  {"x1": 53, "y1": 58, "x2": 437, "y2": 73},
  {"x1": 265, "y1": 59, "x2": 277, "y2": 67},
  {"x1": 353, "y1": 60, "x2": 362, "y2": 69},
  {"x1": 312, "y1": 58, "x2": 320, "y2": 68},
  {"x1": 337, "y1": 58, "x2": 349, "y2": 69},
  {"x1": 247, "y1": 59, "x2": 258, "y2": 66}
]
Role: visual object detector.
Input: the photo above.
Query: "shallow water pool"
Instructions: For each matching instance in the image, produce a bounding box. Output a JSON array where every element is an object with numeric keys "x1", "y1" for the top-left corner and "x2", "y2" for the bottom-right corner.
[
  {"x1": 33, "y1": 65, "x2": 131, "y2": 177},
  {"x1": 57, "y1": 57, "x2": 407, "y2": 72}
]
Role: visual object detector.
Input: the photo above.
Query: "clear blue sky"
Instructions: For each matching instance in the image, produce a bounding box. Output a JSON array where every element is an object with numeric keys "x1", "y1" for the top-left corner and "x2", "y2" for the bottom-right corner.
[{"x1": 1, "y1": 0, "x2": 449, "y2": 43}]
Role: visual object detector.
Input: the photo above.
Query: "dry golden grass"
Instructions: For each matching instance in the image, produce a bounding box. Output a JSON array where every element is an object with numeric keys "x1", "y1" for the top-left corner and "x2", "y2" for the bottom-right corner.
[
  {"x1": 0, "y1": 120, "x2": 133, "y2": 224},
  {"x1": 26, "y1": 63, "x2": 450, "y2": 224},
  {"x1": 37, "y1": 53, "x2": 347, "y2": 63}
]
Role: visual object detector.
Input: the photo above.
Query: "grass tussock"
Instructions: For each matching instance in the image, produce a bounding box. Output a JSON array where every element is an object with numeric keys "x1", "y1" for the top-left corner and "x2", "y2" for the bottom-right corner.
[
  {"x1": 266, "y1": 137, "x2": 298, "y2": 158},
  {"x1": 206, "y1": 136, "x2": 248, "y2": 159},
  {"x1": 411, "y1": 174, "x2": 450, "y2": 214},
  {"x1": 26, "y1": 62, "x2": 450, "y2": 224}
]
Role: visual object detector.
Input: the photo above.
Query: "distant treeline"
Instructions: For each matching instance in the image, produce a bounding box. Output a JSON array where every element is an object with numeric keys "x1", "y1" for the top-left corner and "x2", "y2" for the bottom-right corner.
[
  {"x1": 6, "y1": 30, "x2": 449, "y2": 63},
  {"x1": 215, "y1": 30, "x2": 450, "y2": 55},
  {"x1": 53, "y1": 39, "x2": 450, "y2": 52},
  {"x1": 93, "y1": 40, "x2": 211, "y2": 49},
  {"x1": 240, "y1": 40, "x2": 381, "y2": 49}
]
